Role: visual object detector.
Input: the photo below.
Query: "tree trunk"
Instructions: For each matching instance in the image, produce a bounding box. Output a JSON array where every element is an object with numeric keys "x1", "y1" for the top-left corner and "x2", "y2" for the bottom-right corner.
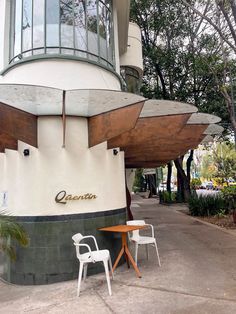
[
  {"x1": 176, "y1": 156, "x2": 184, "y2": 201},
  {"x1": 174, "y1": 156, "x2": 191, "y2": 202},
  {"x1": 186, "y1": 150, "x2": 194, "y2": 183},
  {"x1": 167, "y1": 162, "x2": 172, "y2": 193},
  {"x1": 126, "y1": 185, "x2": 133, "y2": 220}
]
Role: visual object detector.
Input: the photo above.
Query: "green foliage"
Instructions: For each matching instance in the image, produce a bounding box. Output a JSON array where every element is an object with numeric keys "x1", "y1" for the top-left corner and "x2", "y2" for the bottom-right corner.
[
  {"x1": 200, "y1": 142, "x2": 236, "y2": 182},
  {"x1": 191, "y1": 178, "x2": 202, "y2": 189},
  {"x1": 0, "y1": 212, "x2": 29, "y2": 260},
  {"x1": 214, "y1": 209, "x2": 227, "y2": 218},
  {"x1": 159, "y1": 191, "x2": 176, "y2": 204},
  {"x1": 221, "y1": 186, "x2": 236, "y2": 210},
  {"x1": 133, "y1": 169, "x2": 145, "y2": 192},
  {"x1": 212, "y1": 143, "x2": 236, "y2": 182},
  {"x1": 200, "y1": 152, "x2": 215, "y2": 180},
  {"x1": 188, "y1": 194, "x2": 227, "y2": 216},
  {"x1": 130, "y1": 0, "x2": 232, "y2": 133}
]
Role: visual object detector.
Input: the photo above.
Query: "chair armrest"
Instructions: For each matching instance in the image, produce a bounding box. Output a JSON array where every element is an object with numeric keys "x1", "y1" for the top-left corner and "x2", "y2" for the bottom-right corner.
[
  {"x1": 74, "y1": 243, "x2": 95, "y2": 262},
  {"x1": 144, "y1": 224, "x2": 155, "y2": 237},
  {"x1": 82, "y1": 235, "x2": 99, "y2": 250}
]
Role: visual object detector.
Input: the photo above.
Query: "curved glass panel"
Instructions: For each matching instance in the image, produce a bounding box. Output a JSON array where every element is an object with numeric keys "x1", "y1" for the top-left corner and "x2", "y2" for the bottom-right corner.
[
  {"x1": 10, "y1": 0, "x2": 114, "y2": 69},
  {"x1": 120, "y1": 66, "x2": 141, "y2": 95},
  {"x1": 33, "y1": 0, "x2": 44, "y2": 55}
]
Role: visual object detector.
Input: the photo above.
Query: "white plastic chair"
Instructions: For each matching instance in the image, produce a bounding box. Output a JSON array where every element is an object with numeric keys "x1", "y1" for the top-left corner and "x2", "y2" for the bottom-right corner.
[
  {"x1": 72, "y1": 233, "x2": 113, "y2": 296},
  {"x1": 126, "y1": 220, "x2": 161, "y2": 266}
]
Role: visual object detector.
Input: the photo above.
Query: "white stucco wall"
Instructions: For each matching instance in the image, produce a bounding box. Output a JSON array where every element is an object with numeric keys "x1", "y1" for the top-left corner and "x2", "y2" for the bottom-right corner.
[
  {"x1": 120, "y1": 22, "x2": 143, "y2": 75},
  {"x1": 0, "y1": 60, "x2": 121, "y2": 91},
  {"x1": 0, "y1": 117, "x2": 126, "y2": 216}
]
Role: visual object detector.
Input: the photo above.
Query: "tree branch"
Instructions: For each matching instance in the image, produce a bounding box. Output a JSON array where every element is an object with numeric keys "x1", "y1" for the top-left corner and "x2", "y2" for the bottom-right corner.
[
  {"x1": 181, "y1": 0, "x2": 236, "y2": 54},
  {"x1": 217, "y1": 1, "x2": 236, "y2": 47}
]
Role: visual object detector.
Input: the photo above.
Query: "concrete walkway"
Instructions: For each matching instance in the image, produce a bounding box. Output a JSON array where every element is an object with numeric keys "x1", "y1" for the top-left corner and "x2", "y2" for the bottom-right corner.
[{"x1": 1, "y1": 196, "x2": 236, "y2": 313}]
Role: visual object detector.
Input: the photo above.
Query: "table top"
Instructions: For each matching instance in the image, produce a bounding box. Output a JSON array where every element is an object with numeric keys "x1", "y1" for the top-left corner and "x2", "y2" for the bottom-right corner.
[{"x1": 99, "y1": 224, "x2": 146, "y2": 233}]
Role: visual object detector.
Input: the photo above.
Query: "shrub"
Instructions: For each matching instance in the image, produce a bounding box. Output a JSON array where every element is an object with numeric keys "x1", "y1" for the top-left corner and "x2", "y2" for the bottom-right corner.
[
  {"x1": 188, "y1": 193, "x2": 227, "y2": 216},
  {"x1": 191, "y1": 178, "x2": 202, "y2": 189},
  {"x1": 221, "y1": 186, "x2": 236, "y2": 210},
  {"x1": 159, "y1": 191, "x2": 176, "y2": 204}
]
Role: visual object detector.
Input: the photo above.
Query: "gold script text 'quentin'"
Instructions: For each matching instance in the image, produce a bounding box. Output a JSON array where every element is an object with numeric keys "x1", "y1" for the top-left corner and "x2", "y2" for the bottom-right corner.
[{"x1": 55, "y1": 190, "x2": 97, "y2": 204}]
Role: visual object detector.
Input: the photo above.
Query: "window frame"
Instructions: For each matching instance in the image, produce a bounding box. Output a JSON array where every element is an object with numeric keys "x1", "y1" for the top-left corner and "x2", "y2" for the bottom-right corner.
[{"x1": 8, "y1": 0, "x2": 115, "y2": 70}]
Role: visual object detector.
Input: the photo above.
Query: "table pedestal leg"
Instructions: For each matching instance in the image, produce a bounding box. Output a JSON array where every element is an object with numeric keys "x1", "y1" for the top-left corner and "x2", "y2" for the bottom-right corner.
[
  {"x1": 124, "y1": 246, "x2": 142, "y2": 278},
  {"x1": 112, "y1": 246, "x2": 124, "y2": 273},
  {"x1": 112, "y1": 232, "x2": 142, "y2": 278},
  {"x1": 121, "y1": 233, "x2": 130, "y2": 268}
]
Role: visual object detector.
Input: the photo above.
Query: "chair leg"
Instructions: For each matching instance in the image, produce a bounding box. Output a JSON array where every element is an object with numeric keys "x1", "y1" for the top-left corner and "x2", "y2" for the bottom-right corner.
[
  {"x1": 135, "y1": 243, "x2": 138, "y2": 265},
  {"x1": 154, "y1": 240, "x2": 161, "y2": 267},
  {"x1": 103, "y1": 260, "x2": 112, "y2": 296},
  {"x1": 145, "y1": 244, "x2": 149, "y2": 260},
  {"x1": 108, "y1": 256, "x2": 114, "y2": 279},
  {"x1": 83, "y1": 263, "x2": 88, "y2": 281},
  {"x1": 77, "y1": 261, "x2": 84, "y2": 296}
]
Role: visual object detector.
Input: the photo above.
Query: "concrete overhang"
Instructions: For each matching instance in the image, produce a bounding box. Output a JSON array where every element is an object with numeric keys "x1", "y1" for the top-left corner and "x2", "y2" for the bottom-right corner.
[
  {"x1": 141, "y1": 100, "x2": 198, "y2": 117},
  {"x1": 0, "y1": 84, "x2": 145, "y2": 116},
  {"x1": 0, "y1": 83, "x2": 223, "y2": 164},
  {"x1": 0, "y1": 84, "x2": 146, "y2": 151},
  {"x1": 201, "y1": 135, "x2": 214, "y2": 144},
  {"x1": 114, "y1": 0, "x2": 130, "y2": 55},
  {"x1": 203, "y1": 124, "x2": 224, "y2": 135},
  {"x1": 107, "y1": 101, "x2": 223, "y2": 168},
  {"x1": 187, "y1": 112, "x2": 221, "y2": 124}
]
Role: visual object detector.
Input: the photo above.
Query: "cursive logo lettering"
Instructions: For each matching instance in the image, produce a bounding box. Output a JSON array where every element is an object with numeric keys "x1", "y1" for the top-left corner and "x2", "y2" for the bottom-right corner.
[{"x1": 55, "y1": 190, "x2": 97, "y2": 204}]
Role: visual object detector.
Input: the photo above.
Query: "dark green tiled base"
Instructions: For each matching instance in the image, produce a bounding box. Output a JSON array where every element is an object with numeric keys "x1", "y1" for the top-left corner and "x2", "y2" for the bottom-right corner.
[{"x1": 2, "y1": 208, "x2": 126, "y2": 285}]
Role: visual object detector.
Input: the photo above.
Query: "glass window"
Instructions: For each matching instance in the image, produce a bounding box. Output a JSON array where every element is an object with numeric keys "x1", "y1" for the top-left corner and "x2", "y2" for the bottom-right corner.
[
  {"x1": 33, "y1": 0, "x2": 44, "y2": 55},
  {"x1": 60, "y1": 0, "x2": 74, "y2": 55},
  {"x1": 46, "y1": 0, "x2": 59, "y2": 53},
  {"x1": 10, "y1": 0, "x2": 114, "y2": 68},
  {"x1": 98, "y1": 1, "x2": 107, "y2": 60},
  {"x1": 87, "y1": 0, "x2": 98, "y2": 61},
  {"x1": 74, "y1": 0, "x2": 87, "y2": 56},
  {"x1": 121, "y1": 67, "x2": 141, "y2": 95},
  {"x1": 22, "y1": 0, "x2": 32, "y2": 57},
  {"x1": 13, "y1": 0, "x2": 22, "y2": 59}
]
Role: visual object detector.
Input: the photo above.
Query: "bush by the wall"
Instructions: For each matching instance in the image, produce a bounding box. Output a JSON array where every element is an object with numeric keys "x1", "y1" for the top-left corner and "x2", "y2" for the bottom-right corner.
[{"x1": 188, "y1": 193, "x2": 227, "y2": 216}]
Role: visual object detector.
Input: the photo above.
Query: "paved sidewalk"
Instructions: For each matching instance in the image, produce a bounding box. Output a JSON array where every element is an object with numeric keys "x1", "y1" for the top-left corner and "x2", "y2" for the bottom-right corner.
[{"x1": 1, "y1": 196, "x2": 236, "y2": 313}]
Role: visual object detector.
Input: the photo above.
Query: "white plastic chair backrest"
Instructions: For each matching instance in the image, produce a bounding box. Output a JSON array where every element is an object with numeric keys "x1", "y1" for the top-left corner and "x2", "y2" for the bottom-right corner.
[
  {"x1": 127, "y1": 220, "x2": 146, "y2": 240},
  {"x1": 72, "y1": 233, "x2": 91, "y2": 261}
]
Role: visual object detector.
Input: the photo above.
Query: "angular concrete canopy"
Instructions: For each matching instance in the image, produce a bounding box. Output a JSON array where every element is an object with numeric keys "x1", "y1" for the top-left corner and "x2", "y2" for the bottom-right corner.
[
  {"x1": 108, "y1": 101, "x2": 198, "y2": 150},
  {"x1": 108, "y1": 114, "x2": 192, "y2": 149},
  {"x1": 187, "y1": 113, "x2": 221, "y2": 124},
  {"x1": 140, "y1": 99, "x2": 197, "y2": 117},
  {"x1": 118, "y1": 109, "x2": 222, "y2": 167},
  {"x1": 0, "y1": 133, "x2": 18, "y2": 152},
  {"x1": 204, "y1": 124, "x2": 224, "y2": 135},
  {"x1": 0, "y1": 84, "x2": 146, "y2": 151},
  {"x1": 88, "y1": 101, "x2": 144, "y2": 147},
  {"x1": 0, "y1": 84, "x2": 63, "y2": 115},
  {"x1": 0, "y1": 82, "x2": 223, "y2": 165},
  {"x1": 0, "y1": 102, "x2": 37, "y2": 148},
  {"x1": 0, "y1": 84, "x2": 145, "y2": 117},
  {"x1": 66, "y1": 89, "x2": 145, "y2": 117},
  {"x1": 201, "y1": 135, "x2": 214, "y2": 144}
]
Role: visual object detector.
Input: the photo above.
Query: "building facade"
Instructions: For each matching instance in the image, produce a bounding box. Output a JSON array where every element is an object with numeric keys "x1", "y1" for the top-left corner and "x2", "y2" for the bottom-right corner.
[
  {"x1": 0, "y1": 0, "x2": 144, "y2": 284},
  {"x1": 0, "y1": 0, "x2": 222, "y2": 285}
]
